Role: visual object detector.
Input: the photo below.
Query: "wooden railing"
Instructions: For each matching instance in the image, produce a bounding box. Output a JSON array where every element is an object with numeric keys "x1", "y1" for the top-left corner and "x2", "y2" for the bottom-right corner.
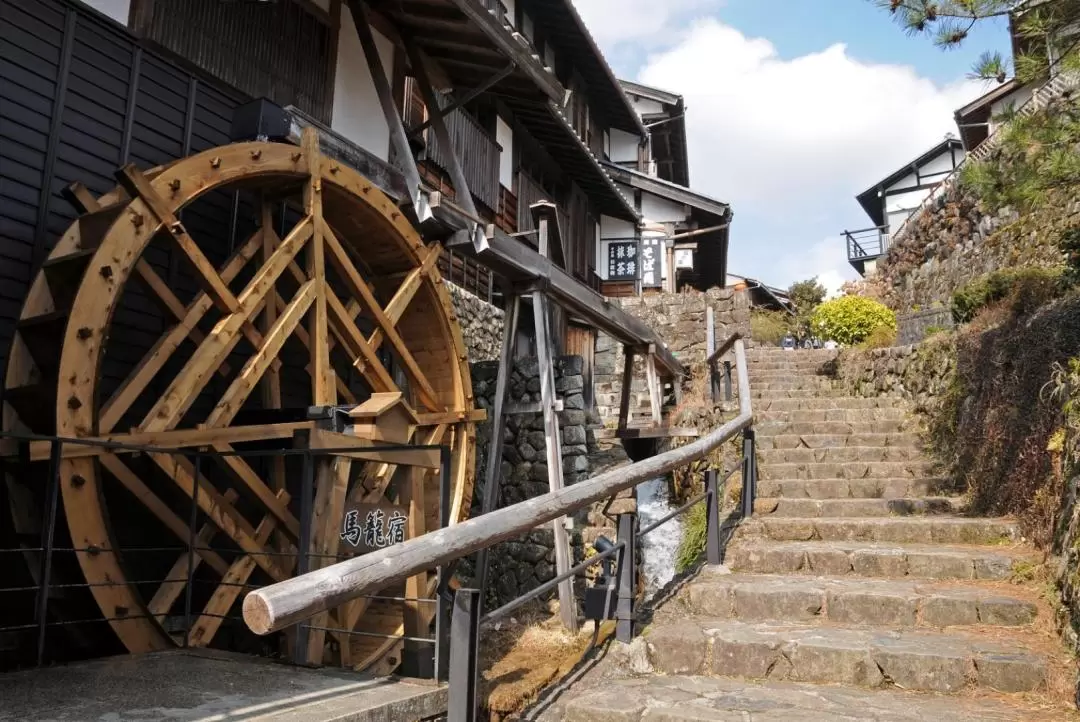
[
  {"x1": 515, "y1": 171, "x2": 550, "y2": 242},
  {"x1": 403, "y1": 78, "x2": 501, "y2": 211}
]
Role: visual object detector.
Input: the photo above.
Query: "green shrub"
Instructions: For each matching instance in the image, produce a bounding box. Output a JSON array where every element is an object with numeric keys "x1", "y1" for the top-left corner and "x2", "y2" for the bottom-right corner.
[
  {"x1": 951, "y1": 266, "x2": 1067, "y2": 324},
  {"x1": 859, "y1": 324, "x2": 897, "y2": 350},
  {"x1": 675, "y1": 502, "x2": 707, "y2": 573},
  {"x1": 750, "y1": 309, "x2": 791, "y2": 345},
  {"x1": 810, "y1": 296, "x2": 896, "y2": 346}
]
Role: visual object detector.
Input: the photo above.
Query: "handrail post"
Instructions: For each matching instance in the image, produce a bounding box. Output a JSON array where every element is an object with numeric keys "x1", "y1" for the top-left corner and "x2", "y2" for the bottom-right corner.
[
  {"x1": 447, "y1": 588, "x2": 481, "y2": 722},
  {"x1": 615, "y1": 512, "x2": 636, "y2": 643},
  {"x1": 705, "y1": 469, "x2": 722, "y2": 565},
  {"x1": 436, "y1": 445, "x2": 453, "y2": 682},
  {"x1": 36, "y1": 438, "x2": 63, "y2": 666},
  {"x1": 293, "y1": 430, "x2": 315, "y2": 665},
  {"x1": 723, "y1": 360, "x2": 732, "y2": 402},
  {"x1": 741, "y1": 428, "x2": 756, "y2": 519}
]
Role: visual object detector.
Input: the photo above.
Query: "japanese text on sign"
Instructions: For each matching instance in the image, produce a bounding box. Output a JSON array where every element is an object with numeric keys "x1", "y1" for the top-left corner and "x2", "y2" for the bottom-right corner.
[
  {"x1": 606, "y1": 241, "x2": 638, "y2": 281},
  {"x1": 341, "y1": 508, "x2": 407, "y2": 550}
]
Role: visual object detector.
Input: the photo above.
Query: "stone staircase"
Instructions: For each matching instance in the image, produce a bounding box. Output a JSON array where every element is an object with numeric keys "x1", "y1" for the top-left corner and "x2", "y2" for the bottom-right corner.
[{"x1": 547, "y1": 347, "x2": 1075, "y2": 721}]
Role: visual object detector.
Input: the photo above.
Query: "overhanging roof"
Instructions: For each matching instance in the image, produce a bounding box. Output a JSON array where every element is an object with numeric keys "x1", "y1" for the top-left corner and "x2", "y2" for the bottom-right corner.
[
  {"x1": 855, "y1": 137, "x2": 963, "y2": 226},
  {"x1": 604, "y1": 162, "x2": 730, "y2": 220},
  {"x1": 526, "y1": 0, "x2": 648, "y2": 137},
  {"x1": 954, "y1": 78, "x2": 1024, "y2": 150},
  {"x1": 620, "y1": 79, "x2": 689, "y2": 187}
]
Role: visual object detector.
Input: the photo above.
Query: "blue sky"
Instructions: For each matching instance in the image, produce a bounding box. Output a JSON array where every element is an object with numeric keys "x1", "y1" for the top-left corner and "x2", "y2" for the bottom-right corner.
[{"x1": 574, "y1": 0, "x2": 1012, "y2": 293}]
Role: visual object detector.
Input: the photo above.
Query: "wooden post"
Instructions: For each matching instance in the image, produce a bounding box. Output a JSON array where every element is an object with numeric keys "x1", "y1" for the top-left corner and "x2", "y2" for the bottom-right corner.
[
  {"x1": 403, "y1": 36, "x2": 487, "y2": 252},
  {"x1": 665, "y1": 241, "x2": 676, "y2": 293},
  {"x1": 535, "y1": 216, "x2": 577, "y2": 632},
  {"x1": 345, "y1": 0, "x2": 428, "y2": 217},
  {"x1": 533, "y1": 289, "x2": 577, "y2": 632},
  {"x1": 618, "y1": 346, "x2": 635, "y2": 431},
  {"x1": 644, "y1": 345, "x2": 662, "y2": 427},
  {"x1": 473, "y1": 294, "x2": 521, "y2": 606}
]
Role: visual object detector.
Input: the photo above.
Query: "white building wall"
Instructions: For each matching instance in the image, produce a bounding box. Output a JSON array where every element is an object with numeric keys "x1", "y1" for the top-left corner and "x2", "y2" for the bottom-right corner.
[
  {"x1": 990, "y1": 84, "x2": 1034, "y2": 131},
  {"x1": 503, "y1": 0, "x2": 516, "y2": 26},
  {"x1": 640, "y1": 193, "x2": 686, "y2": 224},
  {"x1": 496, "y1": 117, "x2": 514, "y2": 189},
  {"x1": 332, "y1": 6, "x2": 394, "y2": 161},
  {"x1": 82, "y1": 0, "x2": 130, "y2": 23},
  {"x1": 609, "y1": 128, "x2": 639, "y2": 164},
  {"x1": 628, "y1": 96, "x2": 665, "y2": 116},
  {"x1": 597, "y1": 215, "x2": 637, "y2": 280}
]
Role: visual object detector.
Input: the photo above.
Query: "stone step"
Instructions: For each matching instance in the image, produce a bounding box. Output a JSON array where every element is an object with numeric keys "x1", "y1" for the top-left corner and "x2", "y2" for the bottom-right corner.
[
  {"x1": 759, "y1": 409, "x2": 910, "y2": 424},
  {"x1": 757, "y1": 460, "x2": 937, "y2": 480},
  {"x1": 682, "y1": 572, "x2": 1037, "y2": 628},
  {"x1": 757, "y1": 420, "x2": 911, "y2": 436},
  {"x1": 756, "y1": 397, "x2": 905, "y2": 411},
  {"x1": 756, "y1": 477, "x2": 963, "y2": 500},
  {"x1": 757, "y1": 432, "x2": 921, "y2": 449},
  {"x1": 748, "y1": 349, "x2": 838, "y2": 359},
  {"x1": 726, "y1": 540, "x2": 1026, "y2": 579},
  {"x1": 749, "y1": 362, "x2": 835, "y2": 372},
  {"x1": 753, "y1": 388, "x2": 850, "y2": 399},
  {"x1": 753, "y1": 497, "x2": 964, "y2": 518},
  {"x1": 562, "y1": 676, "x2": 1052, "y2": 721},
  {"x1": 758, "y1": 446, "x2": 926, "y2": 464},
  {"x1": 641, "y1": 620, "x2": 1047, "y2": 693},
  {"x1": 739, "y1": 516, "x2": 1017, "y2": 545},
  {"x1": 752, "y1": 378, "x2": 840, "y2": 390}
]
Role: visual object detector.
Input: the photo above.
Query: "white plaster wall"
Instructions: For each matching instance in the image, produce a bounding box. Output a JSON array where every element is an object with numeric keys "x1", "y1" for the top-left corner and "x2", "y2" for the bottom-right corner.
[
  {"x1": 609, "y1": 128, "x2": 638, "y2": 164},
  {"x1": 497, "y1": 117, "x2": 514, "y2": 189},
  {"x1": 885, "y1": 170, "x2": 918, "y2": 194},
  {"x1": 503, "y1": 0, "x2": 516, "y2": 26},
  {"x1": 598, "y1": 215, "x2": 636, "y2": 281},
  {"x1": 628, "y1": 96, "x2": 664, "y2": 116},
  {"x1": 990, "y1": 84, "x2": 1035, "y2": 130},
  {"x1": 332, "y1": 6, "x2": 394, "y2": 161},
  {"x1": 81, "y1": 0, "x2": 130, "y2": 24},
  {"x1": 918, "y1": 149, "x2": 958, "y2": 180},
  {"x1": 641, "y1": 192, "x2": 686, "y2": 224}
]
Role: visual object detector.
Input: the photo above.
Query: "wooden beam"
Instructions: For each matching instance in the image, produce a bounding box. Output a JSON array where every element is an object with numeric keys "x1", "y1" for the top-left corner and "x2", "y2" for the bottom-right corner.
[
  {"x1": 304, "y1": 457, "x2": 352, "y2": 663},
  {"x1": 369, "y1": 244, "x2": 441, "y2": 353},
  {"x1": 303, "y1": 128, "x2": 336, "y2": 408},
  {"x1": 24, "y1": 422, "x2": 316, "y2": 462},
  {"x1": 618, "y1": 346, "x2": 634, "y2": 431},
  {"x1": 414, "y1": 409, "x2": 487, "y2": 425},
  {"x1": 139, "y1": 216, "x2": 313, "y2": 432},
  {"x1": 310, "y1": 428, "x2": 441, "y2": 469},
  {"x1": 645, "y1": 348, "x2": 662, "y2": 427},
  {"x1": 324, "y1": 287, "x2": 401, "y2": 396}
]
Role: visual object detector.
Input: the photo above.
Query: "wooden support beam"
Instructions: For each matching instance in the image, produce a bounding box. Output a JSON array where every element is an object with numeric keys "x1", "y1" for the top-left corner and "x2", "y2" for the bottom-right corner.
[
  {"x1": 324, "y1": 287, "x2": 401, "y2": 396},
  {"x1": 345, "y1": 0, "x2": 427, "y2": 214},
  {"x1": 302, "y1": 128, "x2": 336, "y2": 408},
  {"x1": 407, "y1": 62, "x2": 516, "y2": 136},
  {"x1": 369, "y1": 244, "x2": 441, "y2": 353},
  {"x1": 506, "y1": 399, "x2": 563, "y2": 415},
  {"x1": 618, "y1": 346, "x2": 635, "y2": 431},
  {"x1": 309, "y1": 428, "x2": 441, "y2": 469},
  {"x1": 304, "y1": 457, "x2": 353, "y2": 664},
  {"x1": 645, "y1": 347, "x2": 662, "y2": 427},
  {"x1": 403, "y1": 34, "x2": 487, "y2": 253}
]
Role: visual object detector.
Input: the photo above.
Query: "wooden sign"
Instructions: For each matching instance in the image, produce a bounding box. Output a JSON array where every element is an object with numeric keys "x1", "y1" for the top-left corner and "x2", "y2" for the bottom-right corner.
[{"x1": 339, "y1": 502, "x2": 409, "y2": 553}]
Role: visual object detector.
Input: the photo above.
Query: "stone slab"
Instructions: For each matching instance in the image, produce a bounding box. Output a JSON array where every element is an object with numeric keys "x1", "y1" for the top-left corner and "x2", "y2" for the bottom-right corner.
[
  {"x1": 740, "y1": 517, "x2": 1017, "y2": 544},
  {"x1": 757, "y1": 460, "x2": 938, "y2": 481},
  {"x1": 757, "y1": 433, "x2": 921, "y2": 449},
  {"x1": 643, "y1": 620, "x2": 1046, "y2": 693},
  {"x1": 0, "y1": 649, "x2": 446, "y2": 722},
  {"x1": 758, "y1": 446, "x2": 925, "y2": 464},
  {"x1": 726, "y1": 540, "x2": 1027, "y2": 580},
  {"x1": 682, "y1": 573, "x2": 1037, "y2": 628},
  {"x1": 753, "y1": 497, "x2": 964, "y2": 518},
  {"x1": 755, "y1": 478, "x2": 962, "y2": 500}
]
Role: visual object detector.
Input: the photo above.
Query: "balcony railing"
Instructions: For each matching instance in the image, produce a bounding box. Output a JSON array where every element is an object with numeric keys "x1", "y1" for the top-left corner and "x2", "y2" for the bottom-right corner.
[
  {"x1": 843, "y1": 226, "x2": 890, "y2": 275},
  {"x1": 403, "y1": 79, "x2": 501, "y2": 211}
]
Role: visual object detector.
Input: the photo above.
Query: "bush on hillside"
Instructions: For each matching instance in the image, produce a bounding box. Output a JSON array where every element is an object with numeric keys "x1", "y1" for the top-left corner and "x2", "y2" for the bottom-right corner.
[
  {"x1": 810, "y1": 295, "x2": 896, "y2": 346},
  {"x1": 951, "y1": 266, "x2": 1067, "y2": 324},
  {"x1": 859, "y1": 324, "x2": 897, "y2": 350},
  {"x1": 750, "y1": 309, "x2": 791, "y2": 345}
]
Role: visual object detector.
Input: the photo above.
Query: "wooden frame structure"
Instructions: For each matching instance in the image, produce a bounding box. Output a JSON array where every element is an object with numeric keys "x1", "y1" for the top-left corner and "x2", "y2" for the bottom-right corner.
[{"x1": 2, "y1": 133, "x2": 479, "y2": 672}]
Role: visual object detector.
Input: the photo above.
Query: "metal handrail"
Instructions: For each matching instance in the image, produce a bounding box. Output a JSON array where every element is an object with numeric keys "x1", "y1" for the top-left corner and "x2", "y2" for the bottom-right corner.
[{"x1": 242, "y1": 338, "x2": 753, "y2": 636}]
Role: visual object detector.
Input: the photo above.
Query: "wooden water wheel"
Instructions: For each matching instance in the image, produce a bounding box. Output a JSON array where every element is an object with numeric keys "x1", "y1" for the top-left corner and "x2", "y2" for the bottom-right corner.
[{"x1": 2, "y1": 131, "x2": 477, "y2": 671}]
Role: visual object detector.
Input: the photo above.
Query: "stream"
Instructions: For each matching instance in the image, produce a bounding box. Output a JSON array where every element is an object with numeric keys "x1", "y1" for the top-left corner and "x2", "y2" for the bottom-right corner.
[{"x1": 637, "y1": 477, "x2": 682, "y2": 596}]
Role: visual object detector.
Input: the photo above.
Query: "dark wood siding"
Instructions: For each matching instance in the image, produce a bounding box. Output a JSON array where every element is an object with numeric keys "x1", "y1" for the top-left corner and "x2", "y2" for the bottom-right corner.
[
  {"x1": 0, "y1": 0, "x2": 249, "y2": 378},
  {"x1": 131, "y1": 0, "x2": 335, "y2": 123}
]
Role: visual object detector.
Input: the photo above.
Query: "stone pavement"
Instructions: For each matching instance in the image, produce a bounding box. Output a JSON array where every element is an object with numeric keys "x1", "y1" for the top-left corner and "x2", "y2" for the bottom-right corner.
[
  {"x1": 535, "y1": 347, "x2": 1076, "y2": 720},
  {"x1": 0, "y1": 649, "x2": 445, "y2": 721}
]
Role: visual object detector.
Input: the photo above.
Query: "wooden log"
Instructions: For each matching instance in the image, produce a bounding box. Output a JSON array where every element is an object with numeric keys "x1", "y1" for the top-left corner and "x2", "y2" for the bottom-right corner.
[{"x1": 243, "y1": 344, "x2": 751, "y2": 635}]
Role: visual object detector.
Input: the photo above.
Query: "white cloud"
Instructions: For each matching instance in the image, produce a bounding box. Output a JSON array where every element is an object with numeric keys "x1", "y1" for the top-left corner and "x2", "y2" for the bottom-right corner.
[
  {"x1": 622, "y1": 19, "x2": 989, "y2": 289},
  {"x1": 571, "y1": 0, "x2": 722, "y2": 49}
]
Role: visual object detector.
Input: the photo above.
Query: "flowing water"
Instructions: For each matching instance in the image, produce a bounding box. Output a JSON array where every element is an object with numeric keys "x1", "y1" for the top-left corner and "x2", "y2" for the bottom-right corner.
[{"x1": 637, "y1": 477, "x2": 682, "y2": 596}]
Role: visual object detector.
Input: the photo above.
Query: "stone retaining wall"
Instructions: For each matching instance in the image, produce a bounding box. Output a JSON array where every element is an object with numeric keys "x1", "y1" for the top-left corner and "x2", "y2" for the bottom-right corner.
[
  {"x1": 446, "y1": 282, "x2": 504, "y2": 362},
  {"x1": 594, "y1": 288, "x2": 751, "y2": 425}
]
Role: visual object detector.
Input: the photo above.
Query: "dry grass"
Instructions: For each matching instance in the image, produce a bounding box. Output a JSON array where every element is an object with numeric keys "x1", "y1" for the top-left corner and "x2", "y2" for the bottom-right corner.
[{"x1": 478, "y1": 603, "x2": 613, "y2": 719}]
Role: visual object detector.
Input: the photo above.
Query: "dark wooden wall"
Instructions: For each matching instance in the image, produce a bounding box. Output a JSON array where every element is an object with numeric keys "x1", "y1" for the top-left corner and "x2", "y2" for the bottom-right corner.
[{"x1": 0, "y1": 0, "x2": 252, "y2": 379}]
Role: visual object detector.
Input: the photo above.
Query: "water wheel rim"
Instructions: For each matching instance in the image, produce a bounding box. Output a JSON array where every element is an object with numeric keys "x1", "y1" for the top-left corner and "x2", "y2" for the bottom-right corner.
[{"x1": 4, "y1": 141, "x2": 475, "y2": 666}]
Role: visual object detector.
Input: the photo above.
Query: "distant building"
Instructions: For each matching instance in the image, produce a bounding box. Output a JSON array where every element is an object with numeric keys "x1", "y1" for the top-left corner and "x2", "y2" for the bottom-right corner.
[
  {"x1": 725, "y1": 274, "x2": 792, "y2": 312},
  {"x1": 842, "y1": 137, "x2": 964, "y2": 276}
]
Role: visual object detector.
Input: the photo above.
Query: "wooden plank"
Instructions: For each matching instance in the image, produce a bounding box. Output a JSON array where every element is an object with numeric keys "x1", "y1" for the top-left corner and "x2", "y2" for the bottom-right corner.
[
  {"x1": 99, "y1": 230, "x2": 263, "y2": 433},
  {"x1": 24, "y1": 422, "x2": 316, "y2": 462},
  {"x1": 400, "y1": 465, "x2": 428, "y2": 665},
  {"x1": 618, "y1": 346, "x2": 634, "y2": 431},
  {"x1": 98, "y1": 453, "x2": 230, "y2": 576},
  {"x1": 369, "y1": 244, "x2": 441, "y2": 353},
  {"x1": 204, "y1": 280, "x2": 317, "y2": 428},
  {"x1": 212, "y1": 451, "x2": 302, "y2": 540},
  {"x1": 147, "y1": 488, "x2": 241, "y2": 621},
  {"x1": 187, "y1": 489, "x2": 291, "y2": 647},
  {"x1": 115, "y1": 164, "x2": 240, "y2": 316},
  {"x1": 243, "y1": 340, "x2": 754, "y2": 635},
  {"x1": 310, "y1": 428, "x2": 440, "y2": 469},
  {"x1": 304, "y1": 457, "x2": 352, "y2": 664},
  {"x1": 532, "y1": 290, "x2": 577, "y2": 633},
  {"x1": 261, "y1": 200, "x2": 285, "y2": 437},
  {"x1": 324, "y1": 287, "x2": 400, "y2": 396},
  {"x1": 413, "y1": 409, "x2": 487, "y2": 425},
  {"x1": 611, "y1": 426, "x2": 700, "y2": 440},
  {"x1": 303, "y1": 127, "x2": 336, "y2": 407},
  {"x1": 645, "y1": 349, "x2": 662, "y2": 427},
  {"x1": 139, "y1": 216, "x2": 314, "y2": 432},
  {"x1": 322, "y1": 220, "x2": 441, "y2": 411}
]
